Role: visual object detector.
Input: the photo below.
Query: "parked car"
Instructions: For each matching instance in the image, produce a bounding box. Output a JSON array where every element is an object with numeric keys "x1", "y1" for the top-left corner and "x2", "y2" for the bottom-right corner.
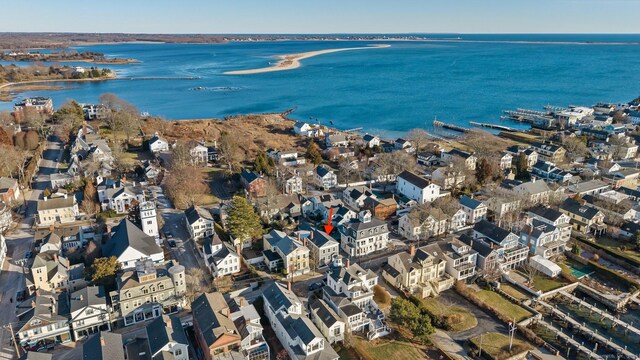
[
  {"x1": 168, "y1": 240, "x2": 177, "y2": 248},
  {"x1": 24, "y1": 251, "x2": 33, "y2": 259},
  {"x1": 308, "y1": 282, "x2": 323, "y2": 291}
]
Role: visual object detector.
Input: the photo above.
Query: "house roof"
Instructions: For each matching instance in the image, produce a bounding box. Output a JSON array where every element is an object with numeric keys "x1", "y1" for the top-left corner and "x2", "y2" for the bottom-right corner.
[
  {"x1": 103, "y1": 219, "x2": 162, "y2": 259},
  {"x1": 516, "y1": 180, "x2": 551, "y2": 195},
  {"x1": 297, "y1": 223, "x2": 338, "y2": 248},
  {"x1": 459, "y1": 234, "x2": 496, "y2": 257},
  {"x1": 0, "y1": 177, "x2": 18, "y2": 192},
  {"x1": 315, "y1": 165, "x2": 333, "y2": 178},
  {"x1": 459, "y1": 195, "x2": 484, "y2": 210},
  {"x1": 528, "y1": 205, "x2": 564, "y2": 222},
  {"x1": 362, "y1": 134, "x2": 378, "y2": 142},
  {"x1": 560, "y1": 198, "x2": 601, "y2": 220},
  {"x1": 240, "y1": 169, "x2": 261, "y2": 184},
  {"x1": 191, "y1": 292, "x2": 241, "y2": 349},
  {"x1": 70, "y1": 285, "x2": 106, "y2": 314},
  {"x1": 473, "y1": 220, "x2": 514, "y2": 244},
  {"x1": 83, "y1": 332, "x2": 125, "y2": 360},
  {"x1": 398, "y1": 170, "x2": 431, "y2": 189},
  {"x1": 309, "y1": 298, "x2": 341, "y2": 328},
  {"x1": 37, "y1": 196, "x2": 75, "y2": 211},
  {"x1": 262, "y1": 282, "x2": 300, "y2": 312},
  {"x1": 621, "y1": 221, "x2": 640, "y2": 235},
  {"x1": 185, "y1": 205, "x2": 213, "y2": 225},
  {"x1": 532, "y1": 142, "x2": 564, "y2": 153},
  {"x1": 146, "y1": 315, "x2": 188, "y2": 356}
]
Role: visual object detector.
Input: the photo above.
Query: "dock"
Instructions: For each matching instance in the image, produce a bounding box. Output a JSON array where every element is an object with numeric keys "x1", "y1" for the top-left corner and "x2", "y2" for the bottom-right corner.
[
  {"x1": 468, "y1": 121, "x2": 518, "y2": 132},
  {"x1": 433, "y1": 120, "x2": 469, "y2": 133},
  {"x1": 537, "y1": 300, "x2": 638, "y2": 360},
  {"x1": 558, "y1": 291, "x2": 640, "y2": 337},
  {"x1": 535, "y1": 317, "x2": 604, "y2": 360}
]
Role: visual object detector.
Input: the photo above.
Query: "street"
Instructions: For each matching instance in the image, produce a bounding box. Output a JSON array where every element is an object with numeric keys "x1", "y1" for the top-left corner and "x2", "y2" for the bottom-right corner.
[{"x1": 0, "y1": 136, "x2": 64, "y2": 360}]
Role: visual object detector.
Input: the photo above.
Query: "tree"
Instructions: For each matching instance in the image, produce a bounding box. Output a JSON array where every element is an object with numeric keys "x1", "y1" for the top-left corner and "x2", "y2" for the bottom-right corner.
[
  {"x1": 23, "y1": 108, "x2": 48, "y2": 137},
  {"x1": 338, "y1": 157, "x2": 361, "y2": 184},
  {"x1": 81, "y1": 179, "x2": 99, "y2": 217},
  {"x1": 514, "y1": 152, "x2": 529, "y2": 180},
  {"x1": 562, "y1": 136, "x2": 588, "y2": 162},
  {"x1": 475, "y1": 158, "x2": 495, "y2": 185},
  {"x1": 373, "y1": 285, "x2": 391, "y2": 307},
  {"x1": 217, "y1": 131, "x2": 243, "y2": 173},
  {"x1": 389, "y1": 298, "x2": 434, "y2": 341},
  {"x1": 24, "y1": 130, "x2": 39, "y2": 150},
  {"x1": 170, "y1": 141, "x2": 191, "y2": 169},
  {"x1": 53, "y1": 101, "x2": 85, "y2": 143},
  {"x1": 407, "y1": 128, "x2": 429, "y2": 155},
  {"x1": 254, "y1": 152, "x2": 274, "y2": 175},
  {"x1": 99, "y1": 93, "x2": 139, "y2": 143},
  {"x1": 227, "y1": 195, "x2": 263, "y2": 242},
  {"x1": 305, "y1": 141, "x2": 323, "y2": 165},
  {"x1": 164, "y1": 164, "x2": 210, "y2": 209},
  {"x1": 612, "y1": 110, "x2": 628, "y2": 124},
  {"x1": 186, "y1": 267, "x2": 207, "y2": 302},
  {"x1": 635, "y1": 231, "x2": 640, "y2": 250},
  {"x1": 0, "y1": 127, "x2": 12, "y2": 146},
  {"x1": 373, "y1": 151, "x2": 416, "y2": 181},
  {"x1": 90, "y1": 256, "x2": 120, "y2": 289}
]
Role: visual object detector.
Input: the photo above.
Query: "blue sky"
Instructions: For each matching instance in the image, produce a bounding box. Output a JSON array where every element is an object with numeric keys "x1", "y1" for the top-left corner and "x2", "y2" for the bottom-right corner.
[{"x1": 3, "y1": 0, "x2": 640, "y2": 34}]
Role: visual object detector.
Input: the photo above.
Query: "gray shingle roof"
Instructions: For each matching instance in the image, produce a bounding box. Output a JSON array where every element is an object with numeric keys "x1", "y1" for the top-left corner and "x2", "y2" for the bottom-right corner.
[
  {"x1": 398, "y1": 170, "x2": 431, "y2": 189},
  {"x1": 103, "y1": 219, "x2": 162, "y2": 258},
  {"x1": 146, "y1": 315, "x2": 188, "y2": 357},
  {"x1": 262, "y1": 282, "x2": 300, "y2": 313},
  {"x1": 473, "y1": 220, "x2": 513, "y2": 244},
  {"x1": 459, "y1": 195, "x2": 483, "y2": 209},
  {"x1": 185, "y1": 205, "x2": 213, "y2": 225},
  {"x1": 83, "y1": 332, "x2": 125, "y2": 360},
  {"x1": 70, "y1": 285, "x2": 106, "y2": 314}
]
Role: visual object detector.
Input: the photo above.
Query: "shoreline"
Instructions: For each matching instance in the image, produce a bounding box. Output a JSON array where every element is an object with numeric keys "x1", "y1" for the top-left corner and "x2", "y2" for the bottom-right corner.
[
  {"x1": 0, "y1": 74, "x2": 117, "y2": 101},
  {"x1": 224, "y1": 44, "x2": 391, "y2": 75}
]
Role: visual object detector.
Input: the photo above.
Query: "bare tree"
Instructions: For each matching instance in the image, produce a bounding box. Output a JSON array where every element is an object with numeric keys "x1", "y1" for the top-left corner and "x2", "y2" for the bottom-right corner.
[
  {"x1": 407, "y1": 128, "x2": 430, "y2": 154},
  {"x1": 164, "y1": 164, "x2": 210, "y2": 209},
  {"x1": 373, "y1": 151, "x2": 416, "y2": 181},
  {"x1": 562, "y1": 136, "x2": 588, "y2": 162},
  {"x1": 217, "y1": 131, "x2": 243, "y2": 174}
]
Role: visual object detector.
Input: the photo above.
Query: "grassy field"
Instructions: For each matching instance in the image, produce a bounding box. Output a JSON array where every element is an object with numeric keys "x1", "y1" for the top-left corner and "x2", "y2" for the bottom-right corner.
[
  {"x1": 470, "y1": 332, "x2": 533, "y2": 360},
  {"x1": 474, "y1": 290, "x2": 533, "y2": 322},
  {"x1": 531, "y1": 274, "x2": 569, "y2": 292},
  {"x1": 421, "y1": 297, "x2": 478, "y2": 332},
  {"x1": 500, "y1": 284, "x2": 530, "y2": 302},
  {"x1": 353, "y1": 337, "x2": 426, "y2": 360},
  {"x1": 597, "y1": 236, "x2": 640, "y2": 263}
]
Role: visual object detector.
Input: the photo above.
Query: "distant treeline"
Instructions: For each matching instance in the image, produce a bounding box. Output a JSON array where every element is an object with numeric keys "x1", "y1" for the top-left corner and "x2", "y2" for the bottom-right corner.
[
  {"x1": 0, "y1": 64, "x2": 112, "y2": 83},
  {"x1": 0, "y1": 50, "x2": 132, "y2": 63}
]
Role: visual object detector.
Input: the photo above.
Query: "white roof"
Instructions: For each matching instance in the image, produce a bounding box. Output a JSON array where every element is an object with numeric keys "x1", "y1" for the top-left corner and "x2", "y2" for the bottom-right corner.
[{"x1": 529, "y1": 255, "x2": 562, "y2": 273}]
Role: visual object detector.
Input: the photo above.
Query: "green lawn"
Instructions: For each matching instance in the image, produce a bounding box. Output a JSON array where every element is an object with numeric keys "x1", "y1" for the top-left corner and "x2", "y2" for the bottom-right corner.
[
  {"x1": 597, "y1": 237, "x2": 640, "y2": 263},
  {"x1": 531, "y1": 274, "x2": 569, "y2": 292},
  {"x1": 500, "y1": 284, "x2": 530, "y2": 302},
  {"x1": 421, "y1": 297, "x2": 478, "y2": 332},
  {"x1": 474, "y1": 290, "x2": 533, "y2": 322},
  {"x1": 470, "y1": 332, "x2": 533, "y2": 360},
  {"x1": 354, "y1": 338, "x2": 425, "y2": 360}
]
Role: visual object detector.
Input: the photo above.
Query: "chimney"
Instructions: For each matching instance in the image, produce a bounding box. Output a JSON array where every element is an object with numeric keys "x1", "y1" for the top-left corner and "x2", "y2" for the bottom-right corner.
[
  {"x1": 240, "y1": 298, "x2": 246, "y2": 307},
  {"x1": 49, "y1": 224, "x2": 55, "y2": 232},
  {"x1": 310, "y1": 231, "x2": 314, "y2": 240},
  {"x1": 297, "y1": 233, "x2": 301, "y2": 242},
  {"x1": 107, "y1": 225, "x2": 112, "y2": 242},
  {"x1": 287, "y1": 281, "x2": 292, "y2": 292},
  {"x1": 44, "y1": 196, "x2": 48, "y2": 201},
  {"x1": 346, "y1": 258, "x2": 350, "y2": 269},
  {"x1": 63, "y1": 193, "x2": 68, "y2": 199},
  {"x1": 409, "y1": 244, "x2": 416, "y2": 257},
  {"x1": 53, "y1": 254, "x2": 58, "y2": 263},
  {"x1": 79, "y1": 294, "x2": 83, "y2": 301}
]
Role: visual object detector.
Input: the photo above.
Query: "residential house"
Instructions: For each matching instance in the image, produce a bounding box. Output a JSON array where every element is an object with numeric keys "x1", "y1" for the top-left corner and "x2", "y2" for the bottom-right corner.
[
  {"x1": 398, "y1": 207, "x2": 449, "y2": 241},
  {"x1": 16, "y1": 290, "x2": 71, "y2": 351},
  {"x1": 519, "y1": 219, "x2": 565, "y2": 259},
  {"x1": 339, "y1": 211, "x2": 389, "y2": 257},
  {"x1": 360, "y1": 134, "x2": 381, "y2": 148},
  {"x1": 202, "y1": 235, "x2": 241, "y2": 278},
  {"x1": 527, "y1": 205, "x2": 572, "y2": 248},
  {"x1": 459, "y1": 234, "x2": 500, "y2": 275},
  {"x1": 362, "y1": 196, "x2": 397, "y2": 220},
  {"x1": 192, "y1": 292, "x2": 243, "y2": 360},
  {"x1": 97, "y1": 182, "x2": 146, "y2": 213},
  {"x1": 602, "y1": 168, "x2": 640, "y2": 189},
  {"x1": 262, "y1": 282, "x2": 339, "y2": 360},
  {"x1": 190, "y1": 143, "x2": 209, "y2": 165},
  {"x1": 83, "y1": 332, "x2": 125, "y2": 360},
  {"x1": 145, "y1": 315, "x2": 189, "y2": 360},
  {"x1": 439, "y1": 237, "x2": 478, "y2": 281},
  {"x1": 396, "y1": 170, "x2": 442, "y2": 204},
  {"x1": 394, "y1": 138, "x2": 413, "y2": 152},
  {"x1": 417, "y1": 151, "x2": 440, "y2": 167},
  {"x1": 109, "y1": 259, "x2": 186, "y2": 327},
  {"x1": 0, "y1": 177, "x2": 20, "y2": 203},
  {"x1": 441, "y1": 148, "x2": 477, "y2": 170},
  {"x1": 323, "y1": 263, "x2": 390, "y2": 339},
  {"x1": 49, "y1": 173, "x2": 74, "y2": 189},
  {"x1": 314, "y1": 165, "x2": 338, "y2": 190},
  {"x1": 513, "y1": 179, "x2": 553, "y2": 205},
  {"x1": 297, "y1": 223, "x2": 339, "y2": 268},
  {"x1": 69, "y1": 286, "x2": 110, "y2": 340},
  {"x1": 103, "y1": 219, "x2": 164, "y2": 270},
  {"x1": 241, "y1": 170, "x2": 267, "y2": 198},
  {"x1": 36, "y1": 194, "x2": 79, "y2": 226},
  {"x1": 13, "y1": 97, "x2": 53, "y2": 120},
  {"x1": 293, "y1": 122, "x2": 323, "y2": 137},
  {"x1": 185, "y1": 205, "x2": 214, "y2": 239},
  {"x1": 228, "y1": 297, "x2": 270, "y2": 360},
  {"x1": 28, "y1": 251, "x2": 86, "y2": 294},
  {"x1": 34, "y1": 225, "x2": 91, "y2": 252},
  {"x1": 499, "y1": 152, "x2": 513, "y2": 170},
  {"x1": 263, "y1": 229, "x2": 310, "y2": 275},
  {"x1": 383, "y1": 244, "x2": 454, "y2": 298},
  {"x1": 309, "y1": 299, "x2": 346, "y2": 344},
  {"x1": 559, "y1": 198, "x2": 606, "y2": 235},
  {"x1": 459, "y1": 196, "x2": 487, "y2": 224},
  {"x1": 267, "y1": 149, "x2": 306, "y2": 167},
  {"x1": 567, "y1": 179, "x2": 610, "y2": 197},
  {"x1": 325, "y1": 133, "x2": 349, "y2": 148},
  {"x1": 139, "y1": 201, "x2": 160, "y2": 243},
  {"x1": 431, "y1": 165, "x2": 466, "y2": 190},
  {"x1": 530, "y1": 142, "x2": 566, "y2": 163},
  {"x1": 531, "y1": 160, "x2": 572, "y2": 183},
  {"x1": 149, "y1": 133, "x2": 169, "y2": 153},
  {"x1": 472, "y1": 220, "x2": 528, "y2": 271},
  {"x1": 280, "y1": 175, "x2": 304, "y2": 195},
  {"x1": 342, "y1": 186, "x2": 376, "y2": 210}
]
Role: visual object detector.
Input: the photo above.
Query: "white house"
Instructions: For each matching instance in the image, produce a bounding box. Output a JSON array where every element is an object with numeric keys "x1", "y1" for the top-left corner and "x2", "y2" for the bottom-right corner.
[
  {"x1": 459, "y1": 196, "x2": 488, "y2": 224},
  {"x1": 103, "y1": 219, "x2": 164, "y2": 270},
  {"x1": 16, "y1": 291, "x2": 72, "y2": 350},
  {"x1": 499, "y1": 153, "x2": 513, "y2": 170},
  {"x1": 139, "y1": 201, "x2": 160, "y2": 244},
  {"x1": 360, "y1": 134, "x2": 381, "y2": 148},
  {"x1": 309, "y1": 298, "x2": 346, "y2": 344},
  {"x1": 202, "y1": 235, "x2": 241, "y2": 278},
  {"x1": 293, "y1": 122, "x2": 324, "y2": 137},
  {"x1": 396, "y1": 170, "x2": 441, "y2": 204},
  {"x1": 69, "y1": 286, "x2": 111, "y2": 340},
  {"x1": 262, "y1": 282, "x2": 339, "y2": 360},
  {"x1": 144, "y1": 315, "x2": 189, "y2": 360},
  {"x1": 36, "y1": 194, "x2": 79, "y2": 227},
  {"x1": 184, "y1": 205, "x2": 214, "y2": 239},
  {"x1": 190, "y1": 143, "x2": 209, "y2": 165},
  {"x1": 339, "y1": 211, "x2": 389, "y2": 257},
  {"x1": 314, "y1": 165, "x2": 338, "y2": 190},
  {"x1": 97, "y1": 182, "x2": 146, "y2": 214},
  {"x1": 149, "y1": 133, "x2": 169, "y2": 153}
]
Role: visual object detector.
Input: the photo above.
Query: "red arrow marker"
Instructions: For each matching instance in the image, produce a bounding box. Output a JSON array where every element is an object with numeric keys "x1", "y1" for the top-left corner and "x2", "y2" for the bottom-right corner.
[{"x1": 324, "y1": 208, "x2": 334, "y2": 234}]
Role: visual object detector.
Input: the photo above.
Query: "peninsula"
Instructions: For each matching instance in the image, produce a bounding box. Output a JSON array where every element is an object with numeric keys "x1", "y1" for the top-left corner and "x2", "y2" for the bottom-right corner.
[
  {"x1": 0, "y1": 51, "x2": 137, "y2": 64},
  {"x1": 224, "y1": 44, "x2": 391, "y2": 75}
]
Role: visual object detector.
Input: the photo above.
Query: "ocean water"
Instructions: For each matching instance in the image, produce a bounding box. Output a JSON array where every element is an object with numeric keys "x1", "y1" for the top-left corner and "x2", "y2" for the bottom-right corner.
[{"x1": 2, "y1": 34, "x2": 640, "y2": 137}]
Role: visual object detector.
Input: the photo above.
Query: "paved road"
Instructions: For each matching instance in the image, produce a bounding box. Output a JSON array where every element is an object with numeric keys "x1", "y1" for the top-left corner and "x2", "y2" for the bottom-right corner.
[
  {"x1": 0, "y1": 136, "x2": 64, "y2": 360},
  {"x1": 439, "y1": 290, "x2": 506, "y2": 341}
]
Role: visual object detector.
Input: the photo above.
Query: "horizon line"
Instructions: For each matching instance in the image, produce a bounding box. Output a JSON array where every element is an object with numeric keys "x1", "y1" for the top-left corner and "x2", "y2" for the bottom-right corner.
[{"x1": 2, "y1": 31, "x2": 640, "y2": 35}]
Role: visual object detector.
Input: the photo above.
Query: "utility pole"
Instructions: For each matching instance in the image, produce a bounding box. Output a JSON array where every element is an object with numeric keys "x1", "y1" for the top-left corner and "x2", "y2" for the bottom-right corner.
[
  {"x1": 6, "y1": 323, "x2": 21, "y2": 358},
  {"x1": 478, "y1": 333, "x2": 484, "y2": 358},
  {"x1": 508, "y1": 317, "x2": 517, "y2": 351}
]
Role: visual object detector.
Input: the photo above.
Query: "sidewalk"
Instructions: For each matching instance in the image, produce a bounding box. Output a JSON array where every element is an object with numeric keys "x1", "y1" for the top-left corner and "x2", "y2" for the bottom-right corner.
[{"x1": 431, "y1": 329, "x2": 472, "y2": 360}]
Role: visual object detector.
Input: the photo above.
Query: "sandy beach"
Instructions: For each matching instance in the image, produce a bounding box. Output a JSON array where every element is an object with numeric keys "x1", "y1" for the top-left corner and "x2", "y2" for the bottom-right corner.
[{"x1": 224, "y1": 44, "x2": 390, "y2": 75}]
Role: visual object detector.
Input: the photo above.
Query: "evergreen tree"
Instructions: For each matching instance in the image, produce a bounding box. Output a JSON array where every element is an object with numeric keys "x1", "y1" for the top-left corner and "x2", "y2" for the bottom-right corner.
[
  {"x1": 515, "y1": 152, "x2": 529, "y2": 180},
  {"x1": 254, "y1": 152, "x2": 274, "y2": 175},
  {"x1": 306, "y1": 142, "x2": 323, "y2": 165},
  {"x1": 227, "y1": 195, "x2": 263, "y2": 241}
]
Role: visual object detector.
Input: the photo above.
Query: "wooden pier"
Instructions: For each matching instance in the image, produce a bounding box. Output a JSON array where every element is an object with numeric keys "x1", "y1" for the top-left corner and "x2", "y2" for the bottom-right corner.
[
  {"x1": 536, "y1": 318, "x2": 604, "y2": 360},
  {"x1": 432, "y1": 120, "x2": 469, "y2": 133},
  {"x1": 468, "y1": 121, "x2": 518, "y2": 132},
  {"x1": 558, "y1": 291, "x2": 640, "y2": 337},
  {"x1": 537, "y1": 300, "x2": 639, "y2": 360}
]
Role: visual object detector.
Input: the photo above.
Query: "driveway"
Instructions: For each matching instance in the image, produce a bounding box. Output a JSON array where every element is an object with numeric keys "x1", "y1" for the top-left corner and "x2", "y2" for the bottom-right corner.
[{"x1": 437, "y1": 290, "x2": 506, "y2": 341}]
